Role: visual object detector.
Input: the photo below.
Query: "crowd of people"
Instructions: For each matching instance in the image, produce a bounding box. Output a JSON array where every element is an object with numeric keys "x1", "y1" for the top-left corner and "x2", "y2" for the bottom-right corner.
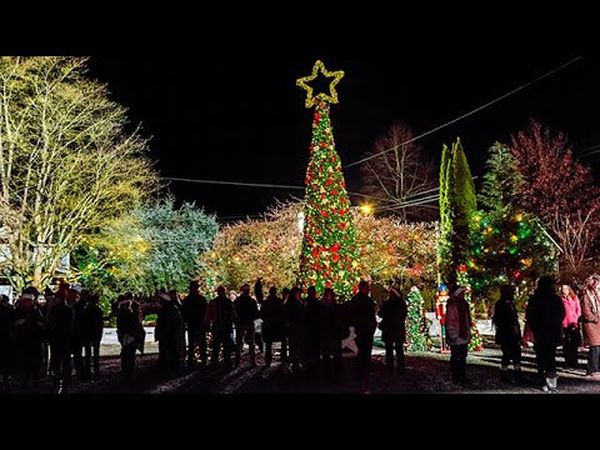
[
  {"x1": 3, "y1": 274, "x2": 600, "y2": 394},
  {"x1": 489, "y1": 274, "x2": 600, "y2": 392},
  {"x1": 0, "y1": 282, "x2": 103, "y2": 394},
  {"x1": 146, "y1": 280, "x2": 384, "y2": 386}
]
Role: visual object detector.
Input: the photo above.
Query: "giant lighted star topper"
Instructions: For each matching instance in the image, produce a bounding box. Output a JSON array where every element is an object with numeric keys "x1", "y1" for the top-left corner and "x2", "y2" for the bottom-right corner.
[{"x1": 296, "y1": 60, "x2": 345, "y2": 109}]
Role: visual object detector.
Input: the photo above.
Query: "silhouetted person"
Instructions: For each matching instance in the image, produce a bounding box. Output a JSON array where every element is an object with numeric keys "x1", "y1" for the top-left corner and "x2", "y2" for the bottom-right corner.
[
  {"x1": 234, "y1": 284, "x2": 259, "y2": 367},
  {"x1": 181, "y1": 281, "x2": 208, "y2": 368},
  {"x1": 208, "y1": 286, "x2": 235, "y2": 371},
  {"x1": 305, "y1": 286, "x2": 323, "y2": 373},
  {"x1": 35, "y1": 293, "x2": 50, "y2": 377},
  {"x1": 492, "y1": 285, "x2": 523, "y2": 383},
  {"x1": 81, "y1": 294, "x2": 104, "y2": 380},
  {"x1": 446, "y1": 287, "x2": 472, "y2": 386},
  {"x1": 378, "y1": 287, "x2": 407, "y2": 374},
  {"x1": 285, "y1": 287, "x2": 307, "y2": 372},
  {"x1": 47, "y1": 291, "x2": 74, "y2": 394},
  {"x1": 70, "y1": 288, "x2": 86, "y2": 380},
  {"x1": 348, "y1": 281, "x2": 377, "y2": 382},
  {"x1": 254, "y1": 278, "x2": 265, "y2": 354},
  {"x1": 319, "y1": 288, "x2": 344, "y2": 382},
  {"x1": 526, "y1": 276, "x2": 565, "y2": 392},
  {"x1": 155, "y1": 291, "x2": 185, "y2": 375},
  {"x1": 13, "y1": 291, "x2": 45, "y2": 391},
  {"x1": 262, "y1": 287, "x2": 287, "y2": 366},
  {"x1": 131, "y1": 300, "x2": 146, "y2": 356},
  {"x1": 116, "y1": 298, "x2": 137, "y2": 379},
  {"x1": 0, "y1": 295, "x2": 14, "y2": 392}
]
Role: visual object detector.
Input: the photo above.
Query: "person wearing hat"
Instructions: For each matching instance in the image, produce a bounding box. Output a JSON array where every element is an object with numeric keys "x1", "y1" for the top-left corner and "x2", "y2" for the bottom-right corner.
[
  {"x1": 445, "y1": 286, "x2": 472, "y2": 386},
  {"x1": 233, "y1": 284, "x2": 259, "y2": 367},
  {"x1": 181, "y1": 281, "x2": 208, "y2": 369},
  {"x1": 378, "y1": 286, "x2": 408, "y2": 374}
]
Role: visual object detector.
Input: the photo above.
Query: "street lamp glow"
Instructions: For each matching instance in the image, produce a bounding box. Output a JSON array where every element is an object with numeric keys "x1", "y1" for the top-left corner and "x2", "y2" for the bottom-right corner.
[{"x1": 359, "y1": 203, "x2": 374, "y2": 215}]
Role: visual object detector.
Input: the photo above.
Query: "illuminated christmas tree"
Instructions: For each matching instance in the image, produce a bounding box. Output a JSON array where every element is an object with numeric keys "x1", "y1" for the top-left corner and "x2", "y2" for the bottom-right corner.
[{"x1": 296, "y1": 61, "x2": 360, "y2": 299}]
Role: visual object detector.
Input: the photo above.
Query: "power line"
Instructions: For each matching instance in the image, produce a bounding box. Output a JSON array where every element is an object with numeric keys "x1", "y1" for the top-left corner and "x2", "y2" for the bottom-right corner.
[
  {"x1": 344, "y1": 56, "x2": 585, "y2": 169},
  {"x1": 163, "y1": 176, "x2": 375, "y2": 200}
]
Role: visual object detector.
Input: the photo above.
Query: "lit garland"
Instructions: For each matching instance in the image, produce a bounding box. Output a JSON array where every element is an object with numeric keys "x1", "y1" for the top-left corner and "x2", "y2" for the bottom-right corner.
[{"x1": 296, "y1": 60, "x2": 345, "y2": 109}]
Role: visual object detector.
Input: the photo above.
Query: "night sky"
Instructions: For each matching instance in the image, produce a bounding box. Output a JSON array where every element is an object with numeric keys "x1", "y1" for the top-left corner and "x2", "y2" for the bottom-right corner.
[{"x1": 86, "y1": 54, "x2": 600, "y2": 220}]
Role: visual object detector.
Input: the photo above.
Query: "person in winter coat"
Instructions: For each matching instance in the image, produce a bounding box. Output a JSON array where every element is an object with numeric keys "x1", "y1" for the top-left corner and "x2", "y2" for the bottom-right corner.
[
  {"x1": 47, "y1": 290, "x2": 74, "y2": 394},
  {"x1": 285, "y1": 287, "x2": 307, "y2": 372},
  {"x1": 155, "y1": 291, "x2": 185, "y2": 375},
  {"x1": 319, "y1": 288, "x2": 345, "y2": 382},
  {"x1": 116, "y1": 298, "x2": 138, "y2": 379},
  {"x1": 207, "y1": 286, "x2": 235, "y2": 371},
  {"x1": 181, "y1": 281, "x2": 208, "y2": 369},
  {"x1": 581, "y1": 275, "x2": 600, "y2": 377},
  {"x1": 347, "y1": 281, "x2": 377, "y2": 382},
  {"x1": 234, "y1": 284, "x2": 259, "y2": 367},
  {"x1": 446, "y1": 287, "x2": 472, "y2": 386},
  {"x1": 305, "y1": 286, "x2": 323, "y2": 373},
  {"x1": 0, "y1": 295, "x2": 14, "y2": 392},
  {"x1": 492, "y1": 285, "x2": 523, "y2": 383},
  {"x1": 261, "y1": 287, "x2": 287, "y2": 366},
  {"x1": 81, "y1": 294, "x2": 104, "y2": 379},
  {"x1": 13, "y1": 292, "x2": 45, "y2": 391},
  {"x1": 526, "y1": 276, "x2": 565, "y2": 392},
  {"x1": 378, "y1": 287, "x2": 408, "y2": 374},
  {"x1": 561, "y1": 283, "x2": 581, "y2": 369}
]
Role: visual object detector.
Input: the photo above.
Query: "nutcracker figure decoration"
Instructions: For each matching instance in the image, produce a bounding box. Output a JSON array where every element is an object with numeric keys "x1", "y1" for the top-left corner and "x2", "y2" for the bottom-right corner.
[{"x1": 435, "y1": 284, "x2": 450, "y2": 353}]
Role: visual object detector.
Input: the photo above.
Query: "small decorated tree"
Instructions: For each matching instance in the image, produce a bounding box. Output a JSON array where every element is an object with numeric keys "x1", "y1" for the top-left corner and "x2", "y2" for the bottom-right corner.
[{"x1": 406, "y1": 286, "x2": 432, "y2": 352}]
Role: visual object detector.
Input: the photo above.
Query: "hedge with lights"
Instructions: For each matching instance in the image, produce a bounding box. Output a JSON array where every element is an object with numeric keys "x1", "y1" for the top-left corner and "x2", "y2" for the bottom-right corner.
[{"x1": 201, "y1": 202, "x2": 438, "y2": 299}]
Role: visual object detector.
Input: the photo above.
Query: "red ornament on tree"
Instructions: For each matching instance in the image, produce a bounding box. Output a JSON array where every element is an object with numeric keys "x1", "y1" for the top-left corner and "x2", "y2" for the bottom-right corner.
[{"x1": 325, "y1": 178, "x2": 333, "y2": 187}]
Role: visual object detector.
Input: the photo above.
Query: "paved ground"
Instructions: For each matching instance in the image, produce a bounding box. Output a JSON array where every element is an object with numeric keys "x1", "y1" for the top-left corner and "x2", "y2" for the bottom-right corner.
[{"x1": 4, "y1": 336, "x2": 600, "y2": 394}]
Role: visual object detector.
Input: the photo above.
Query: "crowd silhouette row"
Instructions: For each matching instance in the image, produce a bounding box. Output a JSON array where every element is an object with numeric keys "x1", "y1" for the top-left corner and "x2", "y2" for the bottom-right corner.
[{"x1": 2, "y1": 274, "x2": 600, "y2": 393}]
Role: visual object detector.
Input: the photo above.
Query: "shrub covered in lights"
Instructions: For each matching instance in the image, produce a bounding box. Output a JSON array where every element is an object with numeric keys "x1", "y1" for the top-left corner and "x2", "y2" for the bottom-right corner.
[
  {"x1": 74, "y1": 197, "x2": 218, "y2": 313},
  {"x1": 202, "y1": 202, "x2": 438, "y2": 300}
]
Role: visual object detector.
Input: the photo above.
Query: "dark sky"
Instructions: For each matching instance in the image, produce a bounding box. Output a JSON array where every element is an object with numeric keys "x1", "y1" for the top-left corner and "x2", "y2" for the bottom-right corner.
[{"x1": 86, "y1": 55, "x2": 600, "y2": 220}]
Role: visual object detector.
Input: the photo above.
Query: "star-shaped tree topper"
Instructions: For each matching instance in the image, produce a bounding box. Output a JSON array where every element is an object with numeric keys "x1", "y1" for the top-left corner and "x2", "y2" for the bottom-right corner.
[{"x1": 296, "y1": 60, "x2": 345, "y2": 109}]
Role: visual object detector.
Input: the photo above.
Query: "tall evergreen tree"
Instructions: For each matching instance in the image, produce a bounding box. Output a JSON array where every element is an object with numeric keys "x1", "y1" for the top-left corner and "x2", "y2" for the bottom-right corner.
[
  {"x1": 437, "y1": 143, "x2": 453, "y2": 283},
  {"x1": 478, "y1": 142, "x2": 523, "y2": 213},
  {"x1": 450, "y1": 138, "x2": 477, "y2": 271}
]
